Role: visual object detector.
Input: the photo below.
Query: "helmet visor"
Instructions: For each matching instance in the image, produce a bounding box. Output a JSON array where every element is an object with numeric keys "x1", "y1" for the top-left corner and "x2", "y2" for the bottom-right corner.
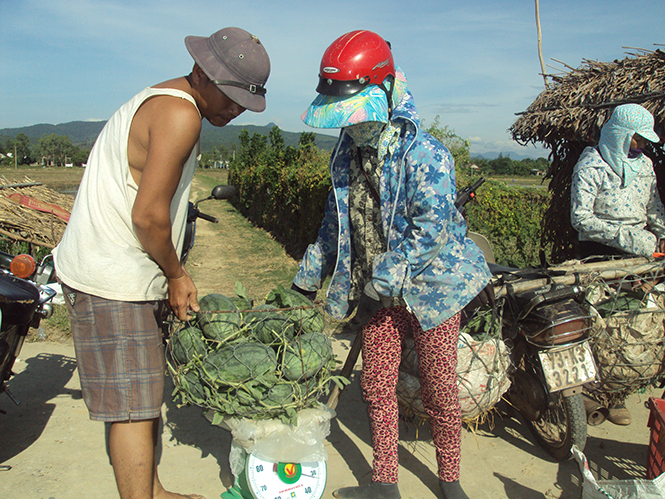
[
  {"x1": 302, "y1": 69, "x2": 407, "y2": 129},
  {"x1": 302, "y1": 84, "x2": 389, "y2": 129},
  {"x1": 316, "y1": 76, "x2": 368, "y2": 96}
]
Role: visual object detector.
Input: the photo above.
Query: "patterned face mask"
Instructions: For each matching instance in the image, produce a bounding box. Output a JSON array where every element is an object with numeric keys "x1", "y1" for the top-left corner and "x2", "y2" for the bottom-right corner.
[{"x1": 344, "y1": 122, "x2": 386, "y2": 148}]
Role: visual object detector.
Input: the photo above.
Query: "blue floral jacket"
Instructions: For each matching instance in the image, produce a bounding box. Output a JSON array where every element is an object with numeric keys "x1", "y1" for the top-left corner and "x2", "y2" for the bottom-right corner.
[{"x1": 293, "y1": 90, "x2": 491, "y2": 330}]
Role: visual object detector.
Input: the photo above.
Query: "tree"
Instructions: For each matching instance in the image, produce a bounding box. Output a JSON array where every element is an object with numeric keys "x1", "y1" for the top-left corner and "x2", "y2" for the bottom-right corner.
[
  {"x1": 299, "y1": 132, "x2": 316, "y2": 148},
  {"x1": 218, "y1": 145, "x2": 229, "y2": 163},
  {"x1": 1, "y1": 134, "x2": 33, "y2": 166},
  {"x1": 13, "y1": 134, "x2": 33, "y2": 165},
  {"x1": 269, "y1": 126, "x2": 285, "y2": 152},
  {"x1": 71, "y1": 146, "x2": 90, "y2": 166},
  {"x1": 38, "y1": 133, "x2": 76, "y2": 166},
  {"x1": 425, "y1": 115, "x2": 471, "y2": 168}
]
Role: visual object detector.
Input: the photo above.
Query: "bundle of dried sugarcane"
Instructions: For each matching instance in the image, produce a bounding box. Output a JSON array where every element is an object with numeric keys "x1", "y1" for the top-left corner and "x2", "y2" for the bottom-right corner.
[{"x1": 0, "y1": 176, "x2": 74, "y2": 248}]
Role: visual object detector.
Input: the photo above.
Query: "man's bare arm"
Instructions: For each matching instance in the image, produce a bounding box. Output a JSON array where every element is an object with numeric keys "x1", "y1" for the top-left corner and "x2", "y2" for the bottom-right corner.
[{"x1": 131, "y1": 95, "x2": 202, "y2": 320}]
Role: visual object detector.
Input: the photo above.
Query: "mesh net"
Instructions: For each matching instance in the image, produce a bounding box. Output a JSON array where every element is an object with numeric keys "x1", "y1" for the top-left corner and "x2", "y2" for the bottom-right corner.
[
  {"x1": 585, "y1": 264, "x2": 665, "y2": 396},
  {"x1": 397, "y1": 304, "x2": 511, "y2": 423},
  {"x1": 166, "y1": 286, "x2": 342, "y2": 424}
]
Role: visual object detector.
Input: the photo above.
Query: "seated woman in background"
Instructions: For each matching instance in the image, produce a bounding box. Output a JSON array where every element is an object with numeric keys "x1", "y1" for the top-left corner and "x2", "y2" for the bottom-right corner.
[
  {"x1": 570, "y1": 103, "x2": 662, "y2": 426},
  {"x1": 571, "y1": 103, "x2": 664, "y2": 259}
]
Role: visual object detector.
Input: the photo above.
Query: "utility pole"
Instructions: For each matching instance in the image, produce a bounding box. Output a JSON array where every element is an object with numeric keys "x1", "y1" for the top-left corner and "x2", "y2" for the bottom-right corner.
[
  {"x1": 535, "y1": 0, "x2": 550, "y2": 89},
  {"x1": 14, "y1": 143, "x2": 17, "y2": 169}
]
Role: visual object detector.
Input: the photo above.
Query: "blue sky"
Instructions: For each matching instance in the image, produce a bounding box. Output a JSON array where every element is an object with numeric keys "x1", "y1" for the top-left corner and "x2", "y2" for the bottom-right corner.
[{"x1": 1, "y1": 0, "x2": 663, "y2": 157}]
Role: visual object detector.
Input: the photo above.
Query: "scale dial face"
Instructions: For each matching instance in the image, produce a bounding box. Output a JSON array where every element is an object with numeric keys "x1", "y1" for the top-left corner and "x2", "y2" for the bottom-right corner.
[{"x1": 245, "y1": 452, "x2": 327, "y2": 499}]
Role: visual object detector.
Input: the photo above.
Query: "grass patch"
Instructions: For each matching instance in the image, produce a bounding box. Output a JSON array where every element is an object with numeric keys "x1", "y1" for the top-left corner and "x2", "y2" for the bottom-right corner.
[{"x1": 28, "y1": 304, "x2": 71, "y2": 342}]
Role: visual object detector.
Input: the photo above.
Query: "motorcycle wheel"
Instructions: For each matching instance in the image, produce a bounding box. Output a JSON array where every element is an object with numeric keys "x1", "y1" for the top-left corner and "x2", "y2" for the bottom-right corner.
[{"x1": 524, "y1": 391, "x2": 587, "y2": 461}]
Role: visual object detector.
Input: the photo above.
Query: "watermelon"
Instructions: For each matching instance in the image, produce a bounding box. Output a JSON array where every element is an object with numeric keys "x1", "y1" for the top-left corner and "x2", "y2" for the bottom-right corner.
[
  {"x1": 281, "y1": 332, "x2": 333, "y2": 381},
  {"x1": 264, "y1": 383, "x2": 296, "y2": 406},
  {"x1": 170, "y1": 325, "x2": 207, "y2": 365},
  {"x1": 245, "y1": 304, "x2": 297, "y2": 343},
  {"x1": 180, "y1": 370, "x2": 208, "y2": 402},
  {"x1": 203, "y1": 343, "x2": 277, "y2": 383},
  {"x1": 265, "y1": 286, "x2": 324, "y2": 334},
  {"x1": 230, "y1": 296, "x2": 253, "y2": 314},
  {"x1": 197, "y1": 293, "x2": 242, "y2": 342}
]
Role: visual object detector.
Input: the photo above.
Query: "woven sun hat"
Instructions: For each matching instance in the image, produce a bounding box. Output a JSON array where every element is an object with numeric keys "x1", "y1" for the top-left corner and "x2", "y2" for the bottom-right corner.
[{"x1": 185, "y1": 27, "x2": 270, "y2": 112}]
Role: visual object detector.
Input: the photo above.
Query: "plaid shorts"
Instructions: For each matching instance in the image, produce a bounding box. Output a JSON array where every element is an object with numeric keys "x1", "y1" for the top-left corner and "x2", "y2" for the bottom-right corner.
[{"x1": 62, "y1": 283, "x2": 166, "y2": 422}]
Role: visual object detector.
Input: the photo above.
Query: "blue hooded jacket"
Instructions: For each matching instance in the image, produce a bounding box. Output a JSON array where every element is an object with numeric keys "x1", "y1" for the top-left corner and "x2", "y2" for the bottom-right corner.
[{"x1": 293, "y1": 89, "x2": 491, "y2": 330}]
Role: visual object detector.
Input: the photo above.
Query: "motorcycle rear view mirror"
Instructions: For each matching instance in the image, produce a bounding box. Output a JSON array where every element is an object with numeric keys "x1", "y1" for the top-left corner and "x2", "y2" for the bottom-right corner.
[{"x1": 211, "y1": 185, "x2": 236, "y2": 200}]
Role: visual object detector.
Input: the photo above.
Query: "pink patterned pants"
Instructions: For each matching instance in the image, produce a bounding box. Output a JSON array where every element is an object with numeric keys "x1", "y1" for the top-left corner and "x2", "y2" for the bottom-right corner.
[{"x1": 360, "y1": 306, "x2": 462, "y2": 483}]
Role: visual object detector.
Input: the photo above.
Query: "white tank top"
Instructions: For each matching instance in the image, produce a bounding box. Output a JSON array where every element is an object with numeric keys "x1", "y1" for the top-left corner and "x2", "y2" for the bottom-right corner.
[{"x1": 53, "y1": 87, "x2": 200, "y2": 301}]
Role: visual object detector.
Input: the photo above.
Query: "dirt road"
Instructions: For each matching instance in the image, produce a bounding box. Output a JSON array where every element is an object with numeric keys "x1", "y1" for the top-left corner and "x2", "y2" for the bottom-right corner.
[{"x1": 0, "y1": 339, "x2": 659, "y2": 499}]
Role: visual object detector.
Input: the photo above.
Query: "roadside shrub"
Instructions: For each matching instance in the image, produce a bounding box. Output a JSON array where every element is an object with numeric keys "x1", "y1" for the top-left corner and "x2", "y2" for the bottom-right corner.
[
  {"x1": 229, "y1": 128, "x2": 331, "y2": 257},
  {"x1": 462, "y1": 178, "x2": 550, "y2": 267}
]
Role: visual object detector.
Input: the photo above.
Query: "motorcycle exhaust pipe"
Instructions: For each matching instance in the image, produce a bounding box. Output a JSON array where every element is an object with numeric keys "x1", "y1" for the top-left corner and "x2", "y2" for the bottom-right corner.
[{"x1": 582, "y1": 393, "x2": 607, "y2": 426}]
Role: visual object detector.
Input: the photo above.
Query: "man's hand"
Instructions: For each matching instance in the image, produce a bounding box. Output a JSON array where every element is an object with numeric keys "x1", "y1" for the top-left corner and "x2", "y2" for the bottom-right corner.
[{"x1": 167, "y1": 267, "x2": 199, "y2": 321}]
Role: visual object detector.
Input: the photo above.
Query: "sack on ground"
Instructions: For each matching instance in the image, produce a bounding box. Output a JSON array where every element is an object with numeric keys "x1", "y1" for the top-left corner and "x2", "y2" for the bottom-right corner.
[{"x1": 573, "y1": 446, "x2": 665, "y2": 499}]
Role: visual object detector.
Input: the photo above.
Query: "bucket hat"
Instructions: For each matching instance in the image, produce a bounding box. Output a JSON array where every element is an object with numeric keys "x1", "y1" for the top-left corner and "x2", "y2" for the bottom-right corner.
[{"x1": 185, "y1": 27, "x2": 270, "y2": 112}]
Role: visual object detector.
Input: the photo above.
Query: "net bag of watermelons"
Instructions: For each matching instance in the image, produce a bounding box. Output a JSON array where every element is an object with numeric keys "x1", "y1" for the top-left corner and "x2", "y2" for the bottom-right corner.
[
  {"x1": 584, "y1": 267, "x2": 665, "y2": 396},
  {"x1": 166, "y1": 283, "x2": 347, "y2": 425},
  {"x1": 396, "y1": 302, "x2": 511, "y2": 423}
]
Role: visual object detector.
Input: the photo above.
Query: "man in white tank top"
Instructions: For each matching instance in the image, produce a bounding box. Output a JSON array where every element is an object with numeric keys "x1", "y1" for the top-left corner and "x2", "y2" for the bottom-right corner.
[{"x1": 53, "y1": 27, "x2": 270, "y2": 499}]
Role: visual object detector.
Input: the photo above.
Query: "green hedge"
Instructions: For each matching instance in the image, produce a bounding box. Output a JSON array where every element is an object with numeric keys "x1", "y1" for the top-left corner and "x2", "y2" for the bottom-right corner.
[
  {"x1": 229, "y1": 129, "x2": 331, "y2": 257},
  {"x1": 461, "y1": 178, "x2": 550, "y2": 267},
  {"x1": 230, "y1": 128, "x2": 549, "y2": 267}
]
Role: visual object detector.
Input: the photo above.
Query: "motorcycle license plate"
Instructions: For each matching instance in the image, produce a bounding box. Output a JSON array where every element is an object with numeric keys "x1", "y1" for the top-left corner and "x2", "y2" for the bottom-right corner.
[{"x1": 538, "y1": 342, "x2": 597, "y2": 392}]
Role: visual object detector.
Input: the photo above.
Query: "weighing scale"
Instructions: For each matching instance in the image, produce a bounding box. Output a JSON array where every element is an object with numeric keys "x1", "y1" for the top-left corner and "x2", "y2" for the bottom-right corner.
[{"x1": 243, "y1": 451, "x2": 327, "y2": 499}]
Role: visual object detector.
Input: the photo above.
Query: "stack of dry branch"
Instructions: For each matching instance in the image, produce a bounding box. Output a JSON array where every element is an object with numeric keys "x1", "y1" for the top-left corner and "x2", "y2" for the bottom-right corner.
[
  {"x1": 510, "y1": 48, "x2": 665, "y2": 263},
  {"x1": 0, "y1": 176, "x2": 74, "y2": 249}
]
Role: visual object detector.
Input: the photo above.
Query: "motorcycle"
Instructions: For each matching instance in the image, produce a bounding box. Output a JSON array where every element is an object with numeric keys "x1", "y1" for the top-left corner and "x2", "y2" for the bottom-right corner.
[
  {"x1": 490, "y1": 268, "x2": 596, "y2": 460},
  {"x1": 0, "y1": 251, "x2": 57, "y2": 413},
  {"x1": 462, "y1": 179, "x2": 597, "y2": 460}
]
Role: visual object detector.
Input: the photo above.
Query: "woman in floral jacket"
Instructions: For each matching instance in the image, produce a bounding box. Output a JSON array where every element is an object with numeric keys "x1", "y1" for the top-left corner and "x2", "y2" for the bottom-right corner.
[{"x1": 291, "y1": 30, "x2": 490, "y2": 499}]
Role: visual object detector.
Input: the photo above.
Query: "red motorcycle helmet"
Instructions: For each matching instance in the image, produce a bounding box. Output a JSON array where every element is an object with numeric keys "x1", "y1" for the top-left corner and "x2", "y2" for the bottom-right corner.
[{"x1": 316, "y1": 30, "x2": 395, "y2": 98}]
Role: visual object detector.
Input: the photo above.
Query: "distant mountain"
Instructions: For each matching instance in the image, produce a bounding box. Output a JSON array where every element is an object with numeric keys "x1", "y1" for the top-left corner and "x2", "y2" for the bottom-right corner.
[
  {"x1": 0, "y1": 120, "x2": 339, "y2": 152},
  {"x1": 0, "y1": 121, "x2": 106, "y2": 148},
  {"x1": 471, "y1": 150, "x2": 548, "y2": 161},
  {"x1": 199, "y1": 121, "x2": 339, "y2": 152}
]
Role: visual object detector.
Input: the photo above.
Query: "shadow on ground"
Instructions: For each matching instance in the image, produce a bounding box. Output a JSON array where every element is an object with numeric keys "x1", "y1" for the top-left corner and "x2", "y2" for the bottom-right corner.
[
  {"x1": 328, "y1": 364, "x2": 651, "y2": 499},
  {"x1": 0, "y1": 353, "x2": 78, "y2": 464},
  {"x1": 163, "y1": 376, "x2": 235, "y2": 488}
]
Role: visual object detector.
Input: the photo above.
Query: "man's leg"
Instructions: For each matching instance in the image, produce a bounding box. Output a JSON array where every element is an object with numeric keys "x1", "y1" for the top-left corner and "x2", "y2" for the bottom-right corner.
[
  {"x1": 109, "y1": 418, "x2": 157, "y2": 499},
  {"x1": 109, "y1": 417, "x2": 205, "y2": 499},
  {"x1": 64, "y1": 287, "x2": 205, "y2": 499}
]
